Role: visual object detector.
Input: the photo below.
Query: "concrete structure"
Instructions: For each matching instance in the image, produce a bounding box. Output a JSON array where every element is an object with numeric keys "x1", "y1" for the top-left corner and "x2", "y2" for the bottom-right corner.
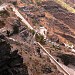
[
  {"x1": 0, "y1": 4, "x2": 7, "y2": 11},
  {"x1": 38, "y1": 27, "x2": 47, "y2": 39}
]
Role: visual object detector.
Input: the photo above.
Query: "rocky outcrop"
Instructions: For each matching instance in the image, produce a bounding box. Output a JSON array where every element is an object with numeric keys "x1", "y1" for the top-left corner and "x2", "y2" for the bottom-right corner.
[
  {"x1": 57, "y1": 53, "x2": 75, "y2": 66},
  {"x1": 0, "y1": 34, "x2": 29, "y2": 75},
  {"x1": 41, "y1": 65, "x2": 52, "y2": 74}
]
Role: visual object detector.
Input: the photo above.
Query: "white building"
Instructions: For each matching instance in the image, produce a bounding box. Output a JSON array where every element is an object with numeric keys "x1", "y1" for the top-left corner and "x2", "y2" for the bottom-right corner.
[{"x1": 38, "y1": 27, "x2": 47, "y2": 39}]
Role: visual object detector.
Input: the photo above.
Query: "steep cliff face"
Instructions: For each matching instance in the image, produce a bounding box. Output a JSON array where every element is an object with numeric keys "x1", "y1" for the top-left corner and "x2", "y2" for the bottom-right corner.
[{"x1": 0, "y1": 34, "x2": 29, "y2": 75}]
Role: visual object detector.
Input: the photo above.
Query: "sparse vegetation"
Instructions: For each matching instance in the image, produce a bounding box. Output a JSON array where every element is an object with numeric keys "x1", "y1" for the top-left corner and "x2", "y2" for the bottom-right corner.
[
  {"x1": 12, "y1": 1, "x2": 17, "y2": 5},
  {"x1": 30, "y1": 29, "x2": 35, "y2": 35},
  {"x1": 0, "y1": 10, "x2": 10, "y2": 17},
  {"x1": 35, "y1": 34, "x2": 45, "y2": 44},
  {"x1": 32, "y1": 18, "x2": 39, "y2": 25},
  {"x1": 54, "y1": 0, "x2": 75, "y2": 13},
  {"x1": 41, "y1": 65, "x2": 52, "y2": 74},
  {"x1": 13, "y1": 25, "x2": 19, "y2": 34},
  {"x1": 0, "y1": 20, "x2": 5, "y2": 28},
  {"x1": 0, "y1": 0, "x2": 75, "y2": 75}
]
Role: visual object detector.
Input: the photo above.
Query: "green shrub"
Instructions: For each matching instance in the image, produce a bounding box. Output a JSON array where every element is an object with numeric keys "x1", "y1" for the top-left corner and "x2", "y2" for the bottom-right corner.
[
  {"x1": 30, "y1": 30, "x2": 35, "y2": 35},
  {"x1": 35, "y1": 34, "x2": 45, "y2": 45},
  {"x1": 12, "y1": 1, "x2": 17, "y2": 5},
  {"x1": 0, "y1": 10, "x2": 10, "y2": 17},
  {"x1": 32, "y1": 18, "x2": 39, "y2": 25},
  {"x1": 13, "y1": 25, "x2": 19, "y2": 34}
]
